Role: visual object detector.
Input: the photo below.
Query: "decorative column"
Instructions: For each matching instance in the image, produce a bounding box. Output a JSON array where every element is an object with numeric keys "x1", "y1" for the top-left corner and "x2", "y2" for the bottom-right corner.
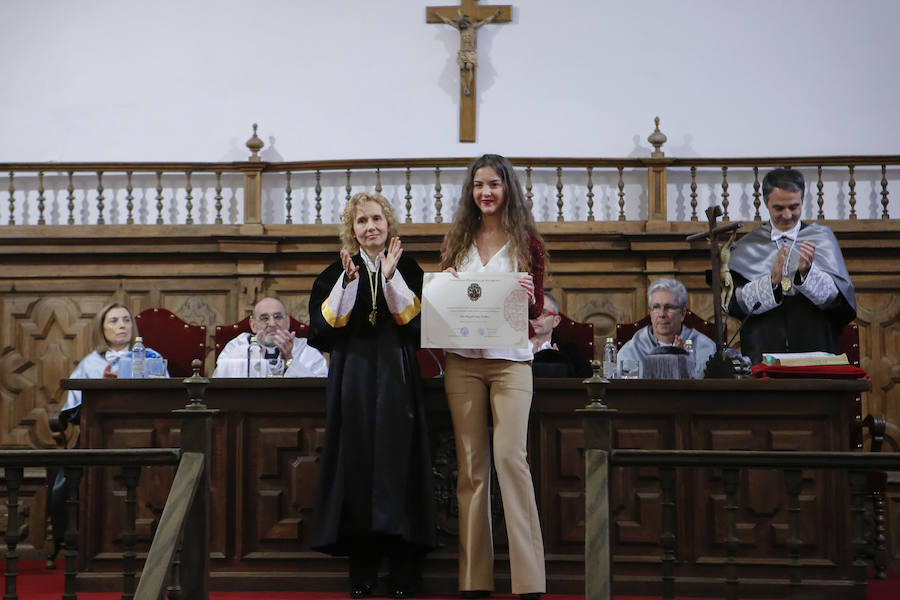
[{"x1": 578, "y1": 363, "x2": 616, "y2": 600}]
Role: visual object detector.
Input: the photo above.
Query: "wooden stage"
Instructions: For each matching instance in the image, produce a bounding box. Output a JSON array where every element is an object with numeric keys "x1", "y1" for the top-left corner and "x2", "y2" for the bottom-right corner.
[{"x1": 63, "y1": 376, "x2": 869, "y2": 597}]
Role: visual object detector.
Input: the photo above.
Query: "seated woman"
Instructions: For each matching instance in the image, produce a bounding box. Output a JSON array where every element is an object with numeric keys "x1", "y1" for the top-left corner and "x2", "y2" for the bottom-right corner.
[
  {"x1": 60, "y1": 302, "x2": 165, "y2": 424},
  {"x1": 48, "y1": 302, "x2": 166, "y2": 565}
]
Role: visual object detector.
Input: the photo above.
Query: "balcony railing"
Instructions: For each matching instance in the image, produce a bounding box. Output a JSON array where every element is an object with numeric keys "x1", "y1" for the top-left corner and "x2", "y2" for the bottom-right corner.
[{"x1": 1, "y1": 122, "x2": 896, "y2": 226}]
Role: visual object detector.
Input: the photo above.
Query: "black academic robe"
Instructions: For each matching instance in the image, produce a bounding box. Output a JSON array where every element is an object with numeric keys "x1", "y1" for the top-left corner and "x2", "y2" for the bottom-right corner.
[
  {"x1": 307, "y1": 253, "x2": 437, "y2": 555},
  {"x1": 727, "y1": 221, "x2": 856, "y2": 364},
  {"x1": 532, "y1": 337, "x2": 593, "y2": 379}
]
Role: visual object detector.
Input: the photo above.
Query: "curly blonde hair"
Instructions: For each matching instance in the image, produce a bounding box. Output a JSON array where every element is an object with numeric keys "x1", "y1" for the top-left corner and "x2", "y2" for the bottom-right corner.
[
  {"x1": 339, "y1": 192, "x2": 400, "y2": 254},
  {"x1": 441, "y1": 154, "x2": 544, "y2": 272}
]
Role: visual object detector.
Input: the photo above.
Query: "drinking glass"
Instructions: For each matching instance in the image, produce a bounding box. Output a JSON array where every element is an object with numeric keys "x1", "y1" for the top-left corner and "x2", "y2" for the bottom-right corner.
[{"x1": 619, "y1": 358, "x2": 641, "y2": 379}]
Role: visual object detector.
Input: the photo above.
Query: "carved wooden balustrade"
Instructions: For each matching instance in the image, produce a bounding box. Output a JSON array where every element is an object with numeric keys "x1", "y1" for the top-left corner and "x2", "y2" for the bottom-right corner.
[{"x1": 1, "y1": 121, "x2": 896, "y2": 226}]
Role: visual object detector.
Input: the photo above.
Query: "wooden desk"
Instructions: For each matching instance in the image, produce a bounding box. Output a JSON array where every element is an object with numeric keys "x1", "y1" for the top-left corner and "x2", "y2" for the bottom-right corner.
[{"x1": 62, "y1": 377, "x2": 868, "y2": 596}]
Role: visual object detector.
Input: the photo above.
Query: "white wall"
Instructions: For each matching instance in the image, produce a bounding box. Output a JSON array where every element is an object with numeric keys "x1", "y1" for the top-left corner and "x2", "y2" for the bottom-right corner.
[{"x1": 3, "y1": 0, "x2": 899, "y2": 162}]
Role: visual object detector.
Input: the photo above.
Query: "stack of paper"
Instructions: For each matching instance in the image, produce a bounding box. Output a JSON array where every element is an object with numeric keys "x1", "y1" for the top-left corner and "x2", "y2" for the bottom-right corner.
[{"x1": 762, "y1": 352, "x2": 849, "y2": 366}]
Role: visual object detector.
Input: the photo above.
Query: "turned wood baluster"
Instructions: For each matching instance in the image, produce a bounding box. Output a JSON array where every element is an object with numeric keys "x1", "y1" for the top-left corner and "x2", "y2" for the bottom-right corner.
[
  {"x1": 586, "y1": 167, "x2": 595, "y2": 222},
  {"x1": 37, "y1": 171, "x2": 46, "y2": 225},
  {"x1": 752, "y1": 167, "x2": 761, "y2": 221},
  {"x1": 617, "y1": 166, "x2": 625, "y2": 221},
  {"x1": 816, "y1": 166, "x2": 825, "y2": 220},
  {"x1": 184, "y1": 171, "x2": 194, "y2": 224},
  {"x1": 284, "y1": 171, "x2": 293, "y2": 224},
  {"x1": 95, "y1": 171, "x2": 105, "y2": 224},
  {"x1": 125, "y1": 171, "x2": 134, "y2": 224},
  {"x1": 433, "y1": 166, "x2": 443, "y2": 224},
  {"x1": 167, "y1": 533, "x2": 184, "y2": 600},
  {"x1": 525, "y1": 166, "x2": 533, "y2": 211},
  {"x1": 722, "y1": 467, "x2": 739, "y2": 600},
  {"x1": 66, "y1": 170, "x2": 75, "y2": 225},
  {"x1": 345, "y1": 169, "x2": 352, "y2": 204},
  {"x1": 314, "y1": 170, "x2": 323, "y2": 224},
  {"x1": 783, "y1": 469, "x2": 803, "y2": 598},
  {"x1": 689, "y1": 166, "x2": 698, "y2": 222},
  {"x1": 720, "y1": 167, "x2": 729, "y2": 222},
  {"x1": 881, "y1": 165, "x2": 890, "y2": 219},
  {"x1": 3, "y1": 466, "x2": 23, "y2": 600},
  {"x1": 555, "y1": 166, "x2": 564, "y2": 222},
  {"x1": 659, "y1": 466, "x2": 676, "y2": 600},
  {"x1": 849, "y1": 470, "x2": 868, "y2": 600},
  {"x1": 121, "y1": 465, "x2": 141, "y2": 600},
  {"x1": 848, "y1": 165, "x2": 857, "y2": 219},
  {"x1": 155, "y1": 171, "x2": 164, "y2": 224},
  {"x1": 214, "y1": 171, "x2": 223, "y2": 224},
  {"x1": 62, "y1": 466, "x2": 83, "y2": 600},
  {"x1": 6, "y1": 171, "x2": 13, "y2": 225},
  {"x1": 404, "y1": 167, "x2": 413, "y2": 223}
]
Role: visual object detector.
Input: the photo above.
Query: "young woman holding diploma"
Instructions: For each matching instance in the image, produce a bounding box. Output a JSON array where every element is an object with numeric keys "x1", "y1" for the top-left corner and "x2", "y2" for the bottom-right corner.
[{"x1": 440, "y1": 154, "x2": 546, "y2": 600}]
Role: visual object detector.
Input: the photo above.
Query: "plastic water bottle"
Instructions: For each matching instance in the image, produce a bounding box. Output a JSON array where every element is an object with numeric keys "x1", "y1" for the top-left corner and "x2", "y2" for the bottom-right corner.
[
  {"x1": 248, "y1": 336, "x2": 264, "y2": 377},
  {"x1": 602, "y1": 337, "x2": 617, "y2": 379},
  {"x1": 684, "y1": 338, "x2": 696, "y2": 378},
  {"x1": 131, "y1": 337, "x2": 146, "y2": 379}
]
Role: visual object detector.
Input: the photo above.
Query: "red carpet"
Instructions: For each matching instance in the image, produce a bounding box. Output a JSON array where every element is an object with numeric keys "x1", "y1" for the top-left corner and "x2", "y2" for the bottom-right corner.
[{"x1": 5, "y1": 562, "x2": 899, "y2": 599}]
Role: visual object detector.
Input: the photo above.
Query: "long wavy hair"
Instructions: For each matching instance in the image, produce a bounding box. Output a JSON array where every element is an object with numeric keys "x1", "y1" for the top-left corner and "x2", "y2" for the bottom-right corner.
[
  {"x1": 93, "y1": 302, "x2": 138, "y2": 353},
  {"x1": 441, "y1": 154, "x2": 544, "y2": 272},
  {"x1": 339, "y1": 192, "x2": 399, "y2": 254}
]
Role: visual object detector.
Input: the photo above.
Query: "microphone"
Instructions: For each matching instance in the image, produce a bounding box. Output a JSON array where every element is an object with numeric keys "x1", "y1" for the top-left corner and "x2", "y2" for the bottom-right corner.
[{"x1": 726, "y1": 301, "x2": 762, "y2": 349}]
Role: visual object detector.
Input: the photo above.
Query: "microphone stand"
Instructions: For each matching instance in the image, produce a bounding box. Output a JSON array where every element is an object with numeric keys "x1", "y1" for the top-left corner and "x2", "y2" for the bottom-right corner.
[{"x1": 703, "y1": 301, "x2": 760, "y2": 379}]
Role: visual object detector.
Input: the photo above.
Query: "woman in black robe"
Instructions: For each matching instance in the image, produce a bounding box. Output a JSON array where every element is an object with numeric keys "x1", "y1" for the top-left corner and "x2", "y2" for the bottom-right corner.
[{"x1": 308, "y1": 192, "x2": 437, "y2": 599}]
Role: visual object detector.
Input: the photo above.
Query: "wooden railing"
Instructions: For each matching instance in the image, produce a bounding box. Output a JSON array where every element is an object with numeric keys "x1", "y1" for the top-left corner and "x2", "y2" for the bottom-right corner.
[
  {"x1": 0, "y1": 364, "x2": 214, "y2": 600},
  {"x1": 1, "y1": 122, "x2": 896, "y2": 226},
  {"x1": 580, "y1": 381, "x2": 899, "y2": 600}
]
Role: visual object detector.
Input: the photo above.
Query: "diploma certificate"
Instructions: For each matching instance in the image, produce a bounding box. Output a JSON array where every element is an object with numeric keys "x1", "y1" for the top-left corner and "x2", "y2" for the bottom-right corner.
[{"x1": 421, "y1": 272, "x2": 530, "y2": 349}]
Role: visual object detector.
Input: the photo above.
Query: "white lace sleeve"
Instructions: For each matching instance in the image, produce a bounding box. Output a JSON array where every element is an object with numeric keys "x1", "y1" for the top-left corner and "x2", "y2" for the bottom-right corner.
[
  {"x1": 795, "y1": 263, "x2": 839, "y2": 307},
  {"x1": 736, "y1": 275, "x2": 779, "y2": 314}
]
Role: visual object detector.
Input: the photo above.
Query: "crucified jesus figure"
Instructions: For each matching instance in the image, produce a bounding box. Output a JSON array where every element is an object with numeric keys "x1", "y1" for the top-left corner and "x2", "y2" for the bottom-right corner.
[{"x1": 434, "y1": 10, "x2": 501, "y2": 96}]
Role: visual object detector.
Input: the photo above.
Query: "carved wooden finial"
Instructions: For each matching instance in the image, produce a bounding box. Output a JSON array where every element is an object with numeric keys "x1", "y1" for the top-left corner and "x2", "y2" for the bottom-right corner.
[
  {"x1": 182, "y1": 359, "x2": 209, "y2": 408},
  {"x1": 246, "y1": 123, "x2": 264, "y2": 162},
  {"x1": 648, "y1": 116, "x2": 668, "y2": 158}
]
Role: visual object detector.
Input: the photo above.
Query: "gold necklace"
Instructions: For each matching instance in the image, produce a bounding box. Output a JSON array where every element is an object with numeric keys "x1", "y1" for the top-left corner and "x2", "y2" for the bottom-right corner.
[{"x1": 364, "y1": 257, "x2": 379, "y2": 326}]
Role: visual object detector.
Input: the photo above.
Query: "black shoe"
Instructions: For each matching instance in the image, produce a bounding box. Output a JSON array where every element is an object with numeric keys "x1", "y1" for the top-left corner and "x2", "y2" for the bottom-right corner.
[
  {"x1": 520, "y1": 594, "x2": 542, "y2": 600},
  {"x1": 460, "y1": 592, "x2": 491, "y2": 599},
  {"x1": 392, "y1": 588, "x2": 414, "y2": 599},
  {"x1": 350, "y1": 583, "x2": 373, "y2": 598}
]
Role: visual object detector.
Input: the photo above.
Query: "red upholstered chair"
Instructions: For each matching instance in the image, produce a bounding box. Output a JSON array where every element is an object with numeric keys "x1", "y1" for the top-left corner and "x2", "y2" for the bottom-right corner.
[
  {"x1": 615, "y1": 310, "x2": 718, "y2": 350},
  {"x1": 214, "y1": 316, "x2": 309, "y2": 360},
  {"x1": 134, "y1": 308, "x2": 207, "y2": 377},
  {"x1": 555, "y1": 313, "x2": 595, "y2": 361}
]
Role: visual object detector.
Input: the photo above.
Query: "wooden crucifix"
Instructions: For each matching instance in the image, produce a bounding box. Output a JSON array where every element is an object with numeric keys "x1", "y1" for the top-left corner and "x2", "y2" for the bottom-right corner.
[
  {"x1": 427, "y1": 0, "x2": 512, "y2": 142},
  {"x1": 686, "y1": 205, "x2": 743, "y2": 361}
]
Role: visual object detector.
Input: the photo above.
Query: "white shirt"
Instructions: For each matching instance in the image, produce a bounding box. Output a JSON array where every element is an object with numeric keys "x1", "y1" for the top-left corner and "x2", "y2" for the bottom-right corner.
[
  {"x1": 447, "y1": 242, "x2": 533, "y2": 362},
  {"x1": 213, "y1": 332, "x2": 329, "y2": 378}
]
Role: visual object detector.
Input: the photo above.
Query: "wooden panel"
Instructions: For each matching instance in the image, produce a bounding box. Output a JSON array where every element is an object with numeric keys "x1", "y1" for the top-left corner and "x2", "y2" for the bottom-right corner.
[
  {"x1": 68, "y1": 377, "x2": 866, "y2": 596},
  {"x1": 1, "y1": 223, "x2": 897, "y2": 573}
]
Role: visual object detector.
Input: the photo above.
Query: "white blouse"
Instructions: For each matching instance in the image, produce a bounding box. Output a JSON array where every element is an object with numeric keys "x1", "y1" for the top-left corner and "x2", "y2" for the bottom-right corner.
[{"x1": 447, "y1": 242, "x2": 533, "y2": 362}]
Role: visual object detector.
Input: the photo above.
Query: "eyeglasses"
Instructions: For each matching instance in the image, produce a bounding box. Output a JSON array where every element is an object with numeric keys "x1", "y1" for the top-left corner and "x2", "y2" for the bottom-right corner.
[
  {"x1": 254, "y1": 313, "x2": 285, "y2": 323},
  {"x1": 649, "y1": 304, "x2": 683, "y2": 314},
  {"x1": 539, "y1": 308, "x2": 559, "y2": 317}
]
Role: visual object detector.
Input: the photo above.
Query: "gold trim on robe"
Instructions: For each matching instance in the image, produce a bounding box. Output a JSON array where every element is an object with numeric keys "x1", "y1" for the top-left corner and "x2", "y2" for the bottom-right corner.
[
  {"x1": 321, "y1": 275, "x2": 358, "y2": 328},
  {"x1": 383, "y1": 270, "x2": 421, "y2": 325}
]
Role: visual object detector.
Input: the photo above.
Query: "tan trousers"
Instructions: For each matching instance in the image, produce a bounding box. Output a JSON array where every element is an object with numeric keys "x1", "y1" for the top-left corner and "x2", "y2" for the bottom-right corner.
[{"x1": 444, "y1": 353, "x2": 546, "y2": 594}]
